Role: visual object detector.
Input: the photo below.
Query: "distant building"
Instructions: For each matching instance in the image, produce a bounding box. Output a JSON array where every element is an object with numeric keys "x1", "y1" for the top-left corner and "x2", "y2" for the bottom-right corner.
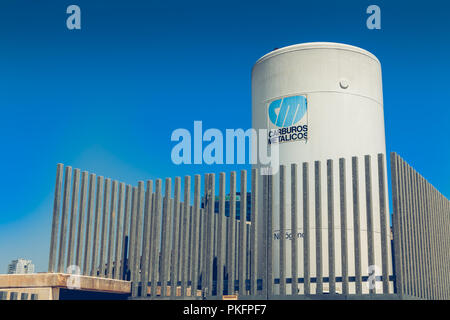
[{"x1": 7, "y1": 259, "x2": 35, "y2": 274}]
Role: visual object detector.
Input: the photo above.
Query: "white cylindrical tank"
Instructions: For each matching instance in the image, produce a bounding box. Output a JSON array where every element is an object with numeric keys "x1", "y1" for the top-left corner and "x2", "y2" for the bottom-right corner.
[{"x1": 251, "y1": 42, "x2": 393, "y2": 294}]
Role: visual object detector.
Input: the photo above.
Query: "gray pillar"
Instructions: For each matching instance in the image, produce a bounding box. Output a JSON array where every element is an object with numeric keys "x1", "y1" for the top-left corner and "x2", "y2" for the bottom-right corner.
[
  {"x1": 437, "y1": 189, "x2": 445, "y2": 299},
  {"x1": 90, "y1": 176, "x2": 104, "y2": 276},
  {"x1": 314, "y1": 161, "x2": 323, "y2": 294},
  {"x1": 113, "y1": 182, "x2": 125, "y2": 280},
  {"x1": 352, "y1": 157, "x2": 362, "y2": 294},
  {"x1": 443, "y1": 194, "x2": 448, "y2": 299},
  {"x1": 57, "y1": 166, "x2": 72, "y2": 273},
  {"x1": 435, "y1": 188, "x2": 442, "y2": 299},
  {"x1": 217, "y1": 172, "x2": 226, "y2": 298},
  {"x1": 266, "y1": 174, "x2": 274, "y2": 298},
  {"x1": 442, "y1": 194, "x2": 447, "y2": 299},
  {"x1": 432, "y1": 182, "x2": 439, "y2": 299},
  {"x1": 302, "y1": 163, "x2": 310, "y2": 295},
  {"x1": 378, "y1": 154, "x2": 390, "y2": 294},
  {"x1": 438, "y1": 192, "x2": 442, "y2": 299},
  {"x1": 160, "y1": 179, "x2": 172, "y2": 297},
  {"x1": 128, "y1": 187, "x2": 138, "y2": 283},
  {"x1": 239, "y1": 170, "x2": 247, "y2": 296},
  {"x1": 327, "y1": 160, "x2": 335, "y2": 294},
  {"x1": 131, "y1": 181, "x2": 145, "y2": 296},
  {"x1": 187, "y1": 204, "x2": 193, "y2": 288},
  {"x1": 75, "y1": 171, "x2": 88, "y2": 271},
  {"x1": 82, "y1": 173, "x2": 96, "y2": 276},
  {"x1": 401, "y1": 157, "x2": 411, "y2": 295},
  {"x1": 446, "y1": 197, "x2": 450, "y2": 299},
  {"x1": 198, "y1": 174, "x2": 208, "y2": 285},
  {"x1": 178, "y1": 201, "x2": 184, "y2": 282},
  {"x1": 339, "y1": 158, "x2": 349, "y2": 295},
  {"x1": 199, "y1": 206, "x2": 207, "y2": 293},
  {"x1": 66, "y1": 169, "x2": 80, "y2": 270},
  {"x1": 446, "y1": 196, "x2": 450, "y2": 299},
  {"x1": 228, "y1": 172, "x2": 236, "y2": 295},
  {"x1": 171, "y1": 177, "x2": 181, "y2": 297},
  {"x1": 181, "y1": 176, "x2": 191, "y2": 296},
  {"x1": 390, "y1": 153, "x2": 403, "y2": 295},
  {"x1": 119, "y1": 185, "x2": 132, "y2": 279},
  {"x1": 364, "y1": 156, "x2": 375, "y2": 294},
  {"x1": 150, "y1": 180, "x2": 162, "y2": 297},
  {"x1": 107, "y1": 181, "x2": 118, "y2": 279},
  {"x1": 413, "y1": 171, "x2": 425, "y2": 298},
  {"x1": 49, "y1": 163, "x2": 64, "y2": 273},
  {"x1": 411, "y1": 169, "x2": 423, "y2": 298},
  {"x1": 419, "y1": 173, "x2": 429, "y2": 298},
  {"x1": 432, "y1": 187, "x2": 440, "y2": 299},
  {"x1": 433, "y1": 187, "x2": 440, "y2": 299},
  {"x1": 279, "y1": 166, "x2": 286, "y2": 295},
  {"x1": 290, "y1": 164, "x2": 298, "y2": 295},
  {"x1": 407, "y1": 164, "x2": 418, "y2": 296},
  {"x1": 204, "y1": 174, "x2": 214, "y2": 296},
  {"x1": 250, "y1": 169, "x2": 259, "y2": 296},
  {"x1": 140, "y1": 180, "x2": 153, "y2": 296},
  {"x1": 190, "y1": 175, "x2": 201, "y2": 298},
  {"x1": 397, "y1": 156, "x2": 408, "y2": 295},
  {"x1": 98, "y1": 178, "x2": 111, "y2": 277},
  {"x1": 426, "y1": 181, "x2": 436, "y2": 299},
  {"x1": 419, "y1": 176, "x2": 430, "y2": 299}
]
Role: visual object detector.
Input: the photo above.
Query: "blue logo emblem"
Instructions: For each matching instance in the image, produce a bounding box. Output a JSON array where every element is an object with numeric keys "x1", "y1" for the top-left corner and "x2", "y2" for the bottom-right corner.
[{"x1": 268, "y1": 95, "x2": 307, "y2": 128}]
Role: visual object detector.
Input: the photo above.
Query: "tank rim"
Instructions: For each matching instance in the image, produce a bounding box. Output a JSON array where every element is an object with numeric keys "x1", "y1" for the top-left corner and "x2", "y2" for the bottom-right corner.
[{"x1": 254, "y1": 42, "x2": 380, "y2": 67}]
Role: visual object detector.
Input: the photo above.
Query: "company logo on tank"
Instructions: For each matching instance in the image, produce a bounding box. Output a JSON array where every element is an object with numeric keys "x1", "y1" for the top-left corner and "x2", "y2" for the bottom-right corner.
[{"x1": 267, "y1": 95, "x2": 308, "y2": 144}]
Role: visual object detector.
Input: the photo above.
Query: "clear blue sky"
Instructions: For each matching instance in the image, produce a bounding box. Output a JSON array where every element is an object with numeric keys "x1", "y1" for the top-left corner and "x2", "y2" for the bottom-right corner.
[{"x1": 0, "y1": 0, "x2": 449, "y2": 272}]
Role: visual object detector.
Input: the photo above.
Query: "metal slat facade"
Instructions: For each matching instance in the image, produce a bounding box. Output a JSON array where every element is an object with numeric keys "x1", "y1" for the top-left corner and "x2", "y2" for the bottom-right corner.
[{"x1": 46, "y1": 152, "x2": 448, "y2": 300}]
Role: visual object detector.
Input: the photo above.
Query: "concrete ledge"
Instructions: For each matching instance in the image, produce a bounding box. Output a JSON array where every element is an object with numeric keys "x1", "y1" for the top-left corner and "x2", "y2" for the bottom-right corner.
[{"x1": 0, "y1": 273, "x2": 131, "y2": 295}]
